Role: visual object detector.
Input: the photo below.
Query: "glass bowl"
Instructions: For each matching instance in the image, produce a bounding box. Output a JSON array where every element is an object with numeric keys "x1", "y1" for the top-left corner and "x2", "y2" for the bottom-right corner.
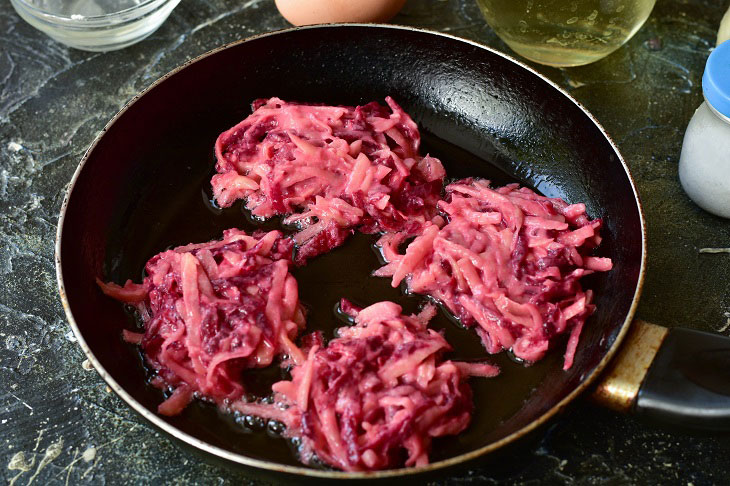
[{"x1": 9, "y1": 0, "x2": 181, "y2": 52}]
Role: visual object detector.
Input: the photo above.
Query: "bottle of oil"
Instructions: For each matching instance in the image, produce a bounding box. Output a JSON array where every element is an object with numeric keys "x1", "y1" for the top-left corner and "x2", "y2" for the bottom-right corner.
[{"x1": 476, "y1": 0, "x2": 656, "y2": 67}]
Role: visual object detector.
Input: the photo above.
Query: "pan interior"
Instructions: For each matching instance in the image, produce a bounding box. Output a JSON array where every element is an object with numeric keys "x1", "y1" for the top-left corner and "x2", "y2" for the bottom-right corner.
[{"x1": 59, "y1": 26, "x2": 642, "y2": 469}]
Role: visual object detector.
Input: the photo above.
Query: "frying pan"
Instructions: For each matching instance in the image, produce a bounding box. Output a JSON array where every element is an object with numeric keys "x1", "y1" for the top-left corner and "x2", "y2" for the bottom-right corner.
[{"x1": 55, "y1": 25, "x2": 730, "y2": 481}]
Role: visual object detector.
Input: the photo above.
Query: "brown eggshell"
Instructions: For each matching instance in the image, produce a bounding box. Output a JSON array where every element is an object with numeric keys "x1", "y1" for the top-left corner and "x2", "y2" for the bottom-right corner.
[{"x1": 275, "y1": 0, "x2": 407, "y2": 26}]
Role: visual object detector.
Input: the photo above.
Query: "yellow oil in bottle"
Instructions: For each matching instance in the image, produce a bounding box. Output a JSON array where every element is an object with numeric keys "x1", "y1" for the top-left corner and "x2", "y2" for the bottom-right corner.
[{"x1": 476, "y1": 0, "x2": 656, "y2": 66}]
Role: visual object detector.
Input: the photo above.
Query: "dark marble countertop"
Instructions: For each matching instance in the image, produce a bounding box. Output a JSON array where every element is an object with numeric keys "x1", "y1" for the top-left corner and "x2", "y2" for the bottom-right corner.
[{"x1": 2, "y1": 0, "x2": 730, "y2": 484}]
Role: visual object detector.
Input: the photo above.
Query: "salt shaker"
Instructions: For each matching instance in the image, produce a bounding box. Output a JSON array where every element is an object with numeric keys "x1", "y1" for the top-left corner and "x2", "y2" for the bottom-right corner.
[{"x1": 678, "y1": 40, "x2": 730, "y2": 218}]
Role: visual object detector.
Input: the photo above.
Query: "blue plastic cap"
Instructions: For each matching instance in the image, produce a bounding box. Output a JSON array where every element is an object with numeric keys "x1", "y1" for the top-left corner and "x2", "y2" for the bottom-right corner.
[{"x1": 703, "y1": 40, "x2": 730, "y2": 118}]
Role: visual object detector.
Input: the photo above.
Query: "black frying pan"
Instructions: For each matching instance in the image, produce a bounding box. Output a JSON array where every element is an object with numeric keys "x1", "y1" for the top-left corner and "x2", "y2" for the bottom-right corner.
[{"x1": 55, "y1": 25, "x2": 730, "y2": 481}]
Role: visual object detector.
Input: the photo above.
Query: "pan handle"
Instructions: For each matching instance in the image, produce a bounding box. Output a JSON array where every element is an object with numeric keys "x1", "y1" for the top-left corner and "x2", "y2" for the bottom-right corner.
[{"x1": 591, "y1": 320, "x2": 730, "y2": 430}]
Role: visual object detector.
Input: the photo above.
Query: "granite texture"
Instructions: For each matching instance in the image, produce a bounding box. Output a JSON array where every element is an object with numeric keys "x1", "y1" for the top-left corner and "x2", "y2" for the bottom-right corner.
[{"x1": 2, "y1": 0, "x2": 730, "y2": 484}]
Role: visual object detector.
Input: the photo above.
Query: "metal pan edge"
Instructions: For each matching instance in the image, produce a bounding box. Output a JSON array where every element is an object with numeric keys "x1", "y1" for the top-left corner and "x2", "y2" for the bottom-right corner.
[{"x1": 54, "y1": 23, "x2": 647, "y2": 479}]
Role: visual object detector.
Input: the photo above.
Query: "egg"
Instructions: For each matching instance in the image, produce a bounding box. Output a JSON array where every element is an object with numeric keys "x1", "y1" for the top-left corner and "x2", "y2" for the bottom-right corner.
[{"x1": 275, "y1": 0, "x2": 407, "y2": 26}]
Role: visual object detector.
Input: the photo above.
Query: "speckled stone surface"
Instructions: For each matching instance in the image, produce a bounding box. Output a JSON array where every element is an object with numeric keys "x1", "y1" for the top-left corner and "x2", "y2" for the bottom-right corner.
[{"x1": 2, "y1": 0, "x2": 730, "y2": 484}]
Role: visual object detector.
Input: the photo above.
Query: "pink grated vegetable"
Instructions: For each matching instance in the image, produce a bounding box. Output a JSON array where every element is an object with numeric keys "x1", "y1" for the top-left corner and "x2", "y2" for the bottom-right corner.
[
  {"x1": 233, "y1": 300, "x2": 498, "y2": 471},
  {"x1": 212, "y1": 97, "x2": 445, "y2": 263},
  {"x1": 96, "y1": 95, "x2": 615, "y2": 470},
  {"x1": 374, "y1": 178, "x2": 613, "y2": 370},
  {"x1": 97, "y1": 229, "x2": 306, "y2": 416}
]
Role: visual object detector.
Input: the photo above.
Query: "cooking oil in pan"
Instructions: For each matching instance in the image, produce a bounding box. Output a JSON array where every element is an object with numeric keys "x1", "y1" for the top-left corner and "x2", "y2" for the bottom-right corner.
[
  {"x1": 113, "y1": 128, "x2": 564, "y2": 465},
  {"x1": 476, "y1": 0, "x2": 656, "y2": 66}
]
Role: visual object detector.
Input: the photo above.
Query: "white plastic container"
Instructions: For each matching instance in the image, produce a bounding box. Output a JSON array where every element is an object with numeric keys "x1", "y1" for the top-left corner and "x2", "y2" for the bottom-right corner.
[
  {"x1": 678, "y1": 40, "x2": 730, "y2": 218},
  {"x1": 718, "y1": 5, "x2": 730, "y2": 45}
]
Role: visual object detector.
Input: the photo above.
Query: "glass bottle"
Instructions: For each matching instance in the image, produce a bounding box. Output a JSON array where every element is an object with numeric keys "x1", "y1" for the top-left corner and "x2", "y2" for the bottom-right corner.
[{"x1": 476, "y1": 0, "x2": 656, "y2": 67}]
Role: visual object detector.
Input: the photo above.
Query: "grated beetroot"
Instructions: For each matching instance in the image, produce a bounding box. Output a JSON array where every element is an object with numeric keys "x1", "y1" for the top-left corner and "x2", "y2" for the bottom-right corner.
[
  {"x1": 374, "y1": 178, "x2": 613, "y2": 370},
  {"x1": 233, "y1": 300, "x2": 498, "y2": 471},
  {"x1": 211, "y1": 97, "x2": 445, "y2": 263},
  {"x1": 97, "y1": 229, "x2": 306, "y2": 416},
  {"x1": 96, "y1": 96, "x2": 615, "y2": 470}
]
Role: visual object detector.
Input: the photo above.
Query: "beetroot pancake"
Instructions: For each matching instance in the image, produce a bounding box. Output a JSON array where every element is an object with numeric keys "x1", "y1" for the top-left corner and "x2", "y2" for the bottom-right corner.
[
  {"x1": 375, "y1": 178, "x2": 613, "y2": 370},
  {"x1": 212, "y1": 97, "x2": 445, "y2": 263},
  {"x1": 234, "y1": 301, "x2": 498, "y2": 471},
  {"x1": 98, "y1": 229, "x2": 305, "y2": 416}
]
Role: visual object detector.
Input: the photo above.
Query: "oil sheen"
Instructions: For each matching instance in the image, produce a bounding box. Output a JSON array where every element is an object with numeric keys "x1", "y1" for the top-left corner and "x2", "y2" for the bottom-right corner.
[{"x1": 476, "y1": 0, "x2": 656, "y2": 66}]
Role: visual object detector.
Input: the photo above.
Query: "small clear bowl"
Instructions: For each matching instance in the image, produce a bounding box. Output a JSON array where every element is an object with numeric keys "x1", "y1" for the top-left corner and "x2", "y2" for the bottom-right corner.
[{"x1": 9, "y1": 0, "x2": 181, "y2": 52}]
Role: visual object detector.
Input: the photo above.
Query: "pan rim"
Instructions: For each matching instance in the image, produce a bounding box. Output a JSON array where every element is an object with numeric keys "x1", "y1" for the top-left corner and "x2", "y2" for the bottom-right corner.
[{"x1": 55, "y1": 23, "x2": 647, "y2": 479}]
